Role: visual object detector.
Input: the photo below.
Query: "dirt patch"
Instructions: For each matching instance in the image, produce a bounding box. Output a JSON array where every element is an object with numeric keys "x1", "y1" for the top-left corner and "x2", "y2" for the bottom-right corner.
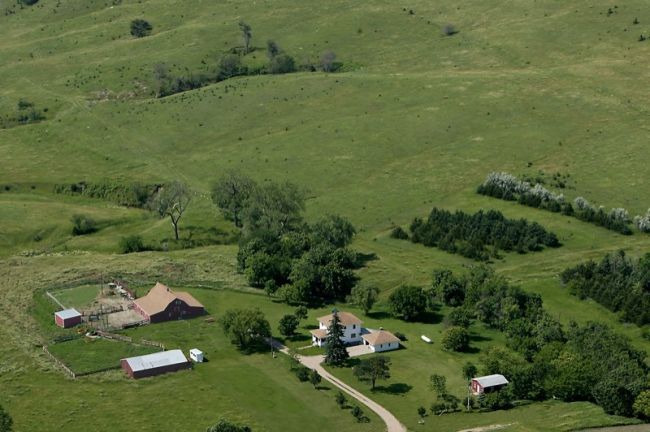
[
  {"x1": 107, "y1": 309, "x2": 144, "y2": 328},
  {"x1": 457, "y1": 424, "x2": 515, "y2": 432}
]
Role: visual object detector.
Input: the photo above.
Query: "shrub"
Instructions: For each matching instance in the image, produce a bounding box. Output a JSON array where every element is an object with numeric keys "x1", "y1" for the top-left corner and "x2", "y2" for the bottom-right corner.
[
  {"x1": 390, "y1": 226, "x2": 409, "y2": 240},
  {"x1": 295, "y1": 366, "x2": 310, "y2": 382},
  {"x1": 478, "y1": 388, "x2": 513, "y2": 411},
  {"x1": 634, "y1": 209, "x2": 650, "y2": 232},
  {"x1": 444, "y1": 308, "x2": 472, "y2": 328},
  {"x1": 71, "y1": 214, "x2": 97, "y2": 236},
  {"x1": 119, "y1": 235, "x2": 145, "y2": 254},
  {"x1": 442, "y1": 24, "x2": 458, "y2": 36},
  {"x1": 130, "y1": 19, "x2": 153, "y2": 38},
  {"x1": 441, "y1": 326, "x2": 470, "y2": 352},
  {"x1": 320, "y1": 50, "x2": 338, "y2": 72},
  {"x1": 268, "y1": 54, "x2": 296, "y2": 74},
  {"x1": 335, "y1": 391, "x2": 347, "y2": 408},
  {"x1": 206, "y1": 418, "x2": 251, "y2": 432}
]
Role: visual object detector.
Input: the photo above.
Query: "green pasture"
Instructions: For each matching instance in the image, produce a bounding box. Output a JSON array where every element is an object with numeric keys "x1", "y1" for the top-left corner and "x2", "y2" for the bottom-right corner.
[
  {"x1": 1, "y1": 0, "x2": 650, "y2": 431},
  {"x1": 50, "y1": 284, "x2": 102, "y2": 310}
]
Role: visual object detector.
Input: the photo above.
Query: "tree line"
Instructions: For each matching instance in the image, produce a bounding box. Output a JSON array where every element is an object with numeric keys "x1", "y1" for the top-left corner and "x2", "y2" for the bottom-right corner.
[
  {"x1": 212, "y1": 171, "x2": 359, "y2": 305},
  {"x1": 399, "y1": 206, "x2": 560, "y2": 261},
  {"x1": 560, "y1": 250, "x2": 650, "y2": 326},
  {"x1": 0, "y1": 99, "x2": 46, "y2": 129},
  {"x1": 477, "y1": 172, "x2": 643, "y2": 235},
  {"x1": 154, "y1": 22, "x2": 341, "y2": 98}
]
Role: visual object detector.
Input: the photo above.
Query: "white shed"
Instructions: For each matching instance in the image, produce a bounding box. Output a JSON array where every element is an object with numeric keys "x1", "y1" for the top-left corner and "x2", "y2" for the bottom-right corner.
[
  {"x1": 362, "y1": 330, "x2": 401, "y2": 353},
  {"x1": 189, "y1": 348, "x2": 204, "y2": 363}
]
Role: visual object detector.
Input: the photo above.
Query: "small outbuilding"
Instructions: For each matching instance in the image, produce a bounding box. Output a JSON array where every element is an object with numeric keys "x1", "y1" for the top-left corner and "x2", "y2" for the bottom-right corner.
[
  {"x1": 189, "y1": 348, "x2": 204, "y2": 363},
  {"x1": 54, "y1": 309, "x2": 82, "y2": 328},
  {"x1": 362, "y1": 329, "x2": 401, "y2": 353},
  {"x1": 471, "y1": 374, "x2": 509, "y2": 395},
  {"x1": 121, "y1": 349, "x2": 191, "y2": 379}
]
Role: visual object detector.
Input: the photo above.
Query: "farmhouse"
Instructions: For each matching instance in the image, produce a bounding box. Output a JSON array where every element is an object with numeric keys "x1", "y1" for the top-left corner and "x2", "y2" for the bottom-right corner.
[
  {"x1": 310, "y1": 311, "x2": 362, "y2": 347},
  {"x1": 133, "y1": 282, "x2": 204, "y2": 323},
  {"x1": 471, "y1": 374, "x2": 509, "y2": 395},
  {"x1": 121, "y1": 349, "x2": 191, "y2": 379},
  {"x1": 362, "y1": 329, "x2": 400, "y2": 352},
  {"x1": 54, "y1": 308, "x2": 82, "y2": 328}
]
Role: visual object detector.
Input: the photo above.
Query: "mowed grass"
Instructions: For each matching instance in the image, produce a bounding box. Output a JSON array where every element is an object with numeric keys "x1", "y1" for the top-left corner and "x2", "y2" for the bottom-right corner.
[
  {"x1": 0, "y1": 0, "x2": 649, "y2": 431},
  {"x1": 51, "y1": 284, "x2": 101, "y2": 309},
  {"x1": 47, "y1": 338, "x2": 159, "y2": 375}
]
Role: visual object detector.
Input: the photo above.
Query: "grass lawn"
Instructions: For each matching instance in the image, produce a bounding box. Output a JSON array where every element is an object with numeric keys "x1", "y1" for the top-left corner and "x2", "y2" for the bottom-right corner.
[
  {"x1": 46, "y1": 338, "x2": 159, "y2": 375},
  {"x1": 51, "y1": 284, "x2": 102, "y2": 310}
]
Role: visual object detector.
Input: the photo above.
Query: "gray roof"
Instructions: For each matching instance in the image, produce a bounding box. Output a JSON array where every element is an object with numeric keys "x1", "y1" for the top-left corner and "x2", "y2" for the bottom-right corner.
[
  {"x1": 123, "y1": 349, "x2": 188, "y2": 372},
  {"x1": 55, "y1": 309, "x2": 81, "y2": 320},
  {"x1": 473, "y1": 374, "x2": 509, "y2": 387}
]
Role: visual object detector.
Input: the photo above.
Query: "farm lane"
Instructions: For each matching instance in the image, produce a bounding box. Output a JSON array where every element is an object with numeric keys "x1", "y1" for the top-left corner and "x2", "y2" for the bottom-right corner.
[{"x1": 267, "y1": 338, "x2": 407, "y2": 432}]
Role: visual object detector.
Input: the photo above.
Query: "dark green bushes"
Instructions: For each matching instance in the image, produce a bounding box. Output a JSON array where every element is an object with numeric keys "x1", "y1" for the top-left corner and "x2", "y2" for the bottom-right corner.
[
  {"x1": 130, "y1": 19, "x2": 152, "y2": 38},
  {"x1": 54, "y1": 180, "x2": 160, "y2": 208},
  {"x1": 71, "y1": 214, "x2": 97, "y2": 235},
  {"x1": 119, "y1": 235, "x2": 145, "y2": 254},
  {"x1": 408, "y1": 207, "x2": 560, "y2": 261}
]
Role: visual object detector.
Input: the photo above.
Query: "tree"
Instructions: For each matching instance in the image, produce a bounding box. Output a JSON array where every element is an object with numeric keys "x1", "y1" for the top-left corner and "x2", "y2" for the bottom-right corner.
[
  {"x1": 430, "y1": 374, "x2": 447, "y2": 398},
  {"x1": 462, "y1": 362, "x2": 478, "y2": 382},
  {"x1": 266, "y1": 40, "x2": 281, "y2": 59},
  {"x1": 309, "y1": 369, "x2": 322, "y2": 388},
  {"x1": 71, "y1": 214, "x2": 97, "y2": 235},
  {"x1": 239, "y1": 21, "x2": 252, "y2": 53},
  {"x1": 0, "y1": 405, "x2": 12, "y2": 432},
  {"x1": 310, "y1": 214, "x2": 356, "y2": 248},
  {"x1": 220, "y1": 308, "x2": 271, "y2": 351},
  {"x1": 130, "y1": 19, "x2": 153, "y2": 38},
  {"x1": 243, "y1": 181, "x2": 305, "y2": 234},
  {"x1": 206, "y1": 418, "x2": 251, "y2": 432},
  {"x1": 347, "y1": 284, "x2": 379, "y2": 315},
  {"x1": 388, "y1": 285, "x2": 427, "y2": 320},
  {"x1": 353, "y1": 355, "x2": 391, "y2": 389},
  {"x1": 441, "y1": 327, "x2": 470, "y2": 352},
  {"x1": 217, "y1": 54, "x2": 244, "y2": 81},
  {"x1": 211, "y1": 171, "x2": 257, "y2": 228},
  {"x1": 335, "y1": 391, "x2": 347, "y2": 408},
  {"x1": 324, "y1": 310, "x2": 349, "y2": 366},
  {"x1": 119, "y1": 235, "x2": 145, "y2": 254},
  {"x1": 294, "y1": 305, "x2": 308, "y2": 321},
  {"x1": 150, "y1": 181, "x2": 191, "y2": 241},
  {"x1": 278, "y1": 314, "x2": 299, "y2": 337},
  {"x1": 417, "y1": 406, "x2": 427, "y2": 418},
  {"x1": 320, "y1": 50, "x2": 337, "y2": 72},
  {"x1": 432, "y1": 269, "x2": 465, "y2": 306},
  {"x1": 268, "y1": 54, "x2": 296, "y2": 74},
  {"x1": 350, "y1": 405, "x2": 366, "y2": 422},
  {"x1": 634, "y1": 390, "x2": 650, "y2": 419}
]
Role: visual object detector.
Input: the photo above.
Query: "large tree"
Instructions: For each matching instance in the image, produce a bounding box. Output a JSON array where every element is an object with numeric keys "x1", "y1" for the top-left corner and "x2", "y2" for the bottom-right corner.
[
  {"x1": 324, "y1": 310, "x2": 349, "y2": 366},
  {"x1": 310, "y1": 214, "x2": 356, "y2": 248},
  {"x1": 278, "y1": 314, "x2": 299, "y2": 337},
  {"x1": 388, "y1": 285, "x2": 427, "y2": 321},
  {"x1": 150, "y1": 181, "x2": 191, "y2": 241},
  {"x1": 219, "y1": 308, "x2": 271, "y2": 351},
  {"x1": 243, "y1": 181, "x2": 305, "y2": 235},
  {"x1": 211, "y1": 171, "x2": 257, "y2": 228},
  {"x1": 238, "y1": 21, "x2": 252, "y2": 53},
  {"x1": 347, "y1": 284, "x2": 379, "y2": 315},
  {"x1": 353, "y1": 355, "x2": 391, "y2": 389}
]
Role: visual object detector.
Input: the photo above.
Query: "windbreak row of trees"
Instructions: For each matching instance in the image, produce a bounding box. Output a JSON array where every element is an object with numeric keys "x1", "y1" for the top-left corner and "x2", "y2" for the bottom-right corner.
[
  {"x1": 477, "y1": 172, "x2": 646, "y2": 235},
  {"x1": 402, "y1": 207, "x2": 560, "y2": 261},
  {"x1": 212, "y1": 171, "x2": 359, "y2": 305},
  {"x1": 560, "y1": 250, "x2": 650, "y2": 326},
  {"x1": 427, "y1": 266, "x2": 650, "y2": 418},
  {"x1": 154, "y1": 22, "x2": 341, "y2": 97}
]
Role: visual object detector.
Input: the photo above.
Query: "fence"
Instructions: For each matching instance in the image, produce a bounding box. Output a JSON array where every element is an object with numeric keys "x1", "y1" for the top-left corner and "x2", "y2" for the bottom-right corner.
[
  {"x1": 96, "y1": 330, "x2": 132, "y2": 343},
  {"x1": 42, "y1": 345, "x2": 76, "y2": 379},
  {"x1": 140, "y1": 339, "x2": 165, "y2": 350}
]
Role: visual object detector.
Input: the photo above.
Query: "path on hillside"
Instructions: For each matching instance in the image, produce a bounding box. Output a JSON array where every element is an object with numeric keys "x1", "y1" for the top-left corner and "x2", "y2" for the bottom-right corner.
[{"x1": 267, "y1": 338, "x2": 407, "y2": 432}]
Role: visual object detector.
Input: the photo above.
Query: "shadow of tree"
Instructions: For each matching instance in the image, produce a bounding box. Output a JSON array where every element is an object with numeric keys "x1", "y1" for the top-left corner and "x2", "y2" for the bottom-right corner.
[{"x1": 372, "y1": 382, "x2": 413, "y2": 395}]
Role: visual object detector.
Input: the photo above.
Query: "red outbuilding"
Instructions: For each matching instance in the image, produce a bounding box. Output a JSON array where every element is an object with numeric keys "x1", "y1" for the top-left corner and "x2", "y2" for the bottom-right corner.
[
  {"x1": 121, "y1": 349, "x2": 191, "y2": 379},
  {"x1": 471, "y1": 374, "x2": 509, "y2": 395},
  {"x1": 54, "y1": 309, "x2": 82, "y2": 328},
  {"x1": 133, "y1": 282, "x2": 204, "y2": 323}
]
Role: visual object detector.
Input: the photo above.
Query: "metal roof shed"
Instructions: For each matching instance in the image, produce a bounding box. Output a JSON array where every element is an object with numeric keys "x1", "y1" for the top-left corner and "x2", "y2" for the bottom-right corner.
[{"x1": 121, "y1": 349, "x2": 191, "y2": 379}]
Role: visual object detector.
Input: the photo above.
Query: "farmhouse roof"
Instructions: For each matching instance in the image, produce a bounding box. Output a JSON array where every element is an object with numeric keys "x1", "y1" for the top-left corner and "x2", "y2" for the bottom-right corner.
[
  {"x1": 55, "y1": 309, "x2": 81, "y2": 320},
  {"x1": 122, "y1": 349, "x2": 188, "y2": 372},
  {"x1": 134, "y1": 282, "x2": 203, "y2": 316},
  {"x1": 362, "y1": 330, "x2": 400, "y2": 346},
  {"x1": 317, "y1": 311, "x2": 362, "y2": 326},
  {"x1": 310, "y1": 329, "x2": 328, "y2": 339},
  {"x1": 473, "y1": 374, "x2": 509, "y2": 388}
]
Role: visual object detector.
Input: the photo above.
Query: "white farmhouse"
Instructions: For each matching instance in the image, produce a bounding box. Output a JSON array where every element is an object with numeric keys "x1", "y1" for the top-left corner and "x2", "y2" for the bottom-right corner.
[
  {"x1": 310, "y1": 311, "x2": 363, "y2": 347},
  {"x1": 362, "y1": 329, "x2": 400, "y2": 353}
]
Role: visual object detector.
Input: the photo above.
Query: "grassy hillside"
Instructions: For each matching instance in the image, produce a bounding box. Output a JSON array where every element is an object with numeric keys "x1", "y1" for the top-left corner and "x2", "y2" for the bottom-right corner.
[{"x1": 1, "y1": 0, "x2": 649, "y2": 431}]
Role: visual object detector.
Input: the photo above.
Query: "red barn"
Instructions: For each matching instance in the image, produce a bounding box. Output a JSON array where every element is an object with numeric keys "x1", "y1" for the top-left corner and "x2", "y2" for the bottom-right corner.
[
  {"x1": 121, "y1": 349, "x2": 191, "y2": 379},
  {"x1": 133, "y1": 282, "x2": 204, "y2": 323},
  {"x1": 54, "y1": 309, "x2": 82, "y2": 328},
  {"x1": 471, "y1": 374, "x2": 509, "y2": 395}
]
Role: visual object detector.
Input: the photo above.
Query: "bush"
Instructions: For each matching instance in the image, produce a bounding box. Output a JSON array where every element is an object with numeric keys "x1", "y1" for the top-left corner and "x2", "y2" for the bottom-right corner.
[
  {"x1": 119, "y1": 235, "x2": 145, "y2": 254},
  {"x1": 444, "y1": 308, "x2": 472, "y2": 328},
  {"x1": 441, "y1": 326, "x2": 470, "y2": 352},
  {"x1": 442, "y1": 24, "x2": 458, "y2": 36},
  {"x1": 71, "y1": 214, "x2": 97, "y2": 236},
  {"x1": 268, "y1": 54, "x2": 296, "y2": 74},
  {"x1": 478, "y1": 388, "x2": 513, "y2": 411},
  {"x1": 130, "y1": 19, "x2": 153, "y2": 38},
  {"x1": 390, "y1": 226, "x2": 409, "y2": 240},
  {"x1": 295, "y1": 366, "x2": 310, "y2": 382},
  {"x1": 394, "y1": 331, "x2": 408, "y2": 341}
]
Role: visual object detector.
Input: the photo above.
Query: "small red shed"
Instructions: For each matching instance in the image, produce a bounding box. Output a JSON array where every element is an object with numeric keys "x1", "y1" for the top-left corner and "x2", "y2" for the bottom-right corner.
[
  {"x1": 471, "y1": 374, "x2": 509, "y2": 395},
  {"x1": 54, "y1": 309, "x2": 82, "y2": 328}
]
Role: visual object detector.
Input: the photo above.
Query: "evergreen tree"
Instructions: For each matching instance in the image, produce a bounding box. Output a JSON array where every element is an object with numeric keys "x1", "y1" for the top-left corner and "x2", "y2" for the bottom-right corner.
[{"x1": 324, "y1": 310, "x2": 349, "y2": 366}]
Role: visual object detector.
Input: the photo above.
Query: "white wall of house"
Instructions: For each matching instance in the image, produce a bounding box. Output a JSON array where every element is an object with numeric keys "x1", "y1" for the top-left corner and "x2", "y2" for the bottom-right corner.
[
  {"x1": 367, "y1": 341, "x2": 399, "y2": 353},
  {"x1": 317, "y1": 321, "x2": 362, "y2": 345}
]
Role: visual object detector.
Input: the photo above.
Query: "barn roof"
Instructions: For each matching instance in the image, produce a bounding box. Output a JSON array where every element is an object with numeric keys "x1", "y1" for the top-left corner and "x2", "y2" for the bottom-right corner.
[
  {"x1": 473, "y1": 374, "x2": 509, "y2": 387},
  {"x1": 55, "y1": 309, "x2": 81, "y2": 320},
  {"x1": 134, "y1": 282, "x2": 203, "y2": 316},
  {"x1": 122, "y1": 349, "x2": 188, "y2": 372},
  {"x1": 318, "y1": 311, "x2": 362, "y2": 326},
  {"x1": 362, "y1": 329, "x2": 400, "y2": 346}
]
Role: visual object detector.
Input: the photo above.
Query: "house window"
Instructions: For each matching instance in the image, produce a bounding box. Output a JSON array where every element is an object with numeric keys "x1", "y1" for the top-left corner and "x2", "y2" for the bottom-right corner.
[
  {"x1": 352, "y1": 324, "x2": 356, "y2": 329},
  {"x1": 351, "y1": 333, "x2": 356, "y2": 338}
]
